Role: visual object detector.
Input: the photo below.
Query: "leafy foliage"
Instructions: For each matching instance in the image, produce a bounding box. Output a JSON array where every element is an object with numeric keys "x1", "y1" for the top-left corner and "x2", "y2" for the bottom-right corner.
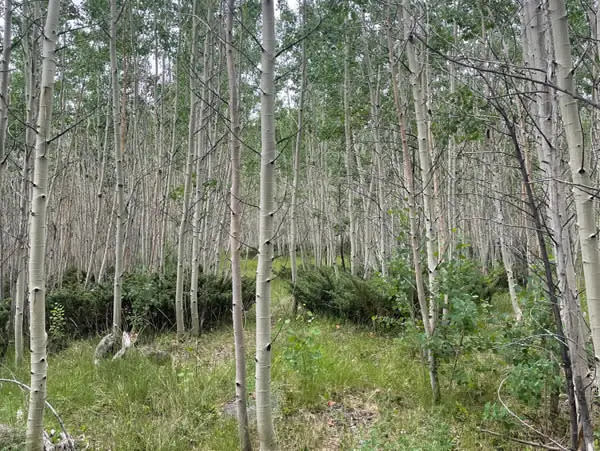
[
  {"x1": 292, "y1": 266, "x2": 407, "y2": 326},
  {"x1": 46, "y1": 267, "x2": 255, "y2": 339}
]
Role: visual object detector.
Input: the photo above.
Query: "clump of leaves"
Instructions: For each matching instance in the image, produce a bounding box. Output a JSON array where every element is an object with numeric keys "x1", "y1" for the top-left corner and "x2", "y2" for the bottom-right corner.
[
  {"x1": 45, "y1": 267, "x2": 256, "y2": 340},
  {"x1": 291, "y1": 266, "x2": 406, "y2": 326}
]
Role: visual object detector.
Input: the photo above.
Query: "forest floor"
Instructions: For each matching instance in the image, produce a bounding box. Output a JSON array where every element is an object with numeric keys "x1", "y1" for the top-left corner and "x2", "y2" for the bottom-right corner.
[{"x1": 0, "y1": 266, "x2": 539, "y2": 450}]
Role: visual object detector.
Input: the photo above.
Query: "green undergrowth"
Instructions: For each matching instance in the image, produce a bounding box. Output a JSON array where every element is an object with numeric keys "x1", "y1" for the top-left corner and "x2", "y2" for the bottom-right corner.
[
  {"x1": 0, "y1": 261, "x2": 560, "y2": 450},
  {"x1": 1, "y1": 317, "x2": 511, "y2": 450}
]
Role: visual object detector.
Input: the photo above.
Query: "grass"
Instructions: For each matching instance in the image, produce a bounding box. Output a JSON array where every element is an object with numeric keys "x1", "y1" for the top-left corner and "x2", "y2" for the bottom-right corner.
[{"x1": 0, "y1": 264, "x2": 532, "y2": 450}]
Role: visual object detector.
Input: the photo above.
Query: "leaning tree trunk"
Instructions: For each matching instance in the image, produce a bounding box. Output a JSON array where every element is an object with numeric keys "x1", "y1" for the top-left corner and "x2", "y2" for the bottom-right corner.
[
  {"x1": 523, "y1": 0, "x2": 593, "y2": 422},
  {"x1": 110, "y1": 0, "x2": 124, "y2": 339},
  {"x1": 25, "y1": 0, "x2": 60, "y2": 448},
  {"x1": 387, "y1": 16, "x2": 440, "y2": 404},
  {"x1": 225, "y1": 1, "x2": 251, "y2": 448},
  {"x1": 548, "y1": 0, "x2": 600, "y2": 400},
  {"x1": 290, "y1": 0, "x2": 307, "y2": 312},
  {"x1": 256, "y1": 0, "x2": 277, "y2": 449}
]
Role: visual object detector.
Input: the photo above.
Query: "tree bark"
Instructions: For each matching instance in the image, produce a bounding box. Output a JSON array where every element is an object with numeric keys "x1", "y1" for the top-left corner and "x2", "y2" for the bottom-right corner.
[
  {"x1": 226, "y1": 1, "x2": 251, "y2": 448},
  {"x1": 256, "y1": 0, "x2": 277, "y2": 448},
  {"x1": 175, "y1": 0, "x2": 201, "y2": 337},
  {"x1": 25, "y1": 0, "x2": 60, "y2": 448},
  {"x1": 387, "y1": 15, "x2": 440, "y2": 404},
  {"x1": 110, "y1": 0, "x2": 125, "y2": 339},
  {"x1": 343, "y1": 28, "x2": 358, "y2": 276},
  {"x1": 548, "y1": 0, "x2": 600, "y2": 405},
  {"x1": 189, "y1": 0, "x2": 204, "y2": 337},
  {"x1": 290, "y1": 0, "x2": 307, "y2": 311},
  {"x1": 0, "y1": 0, "x2": 13, "y2": 170},
  {"x1": 403, "y1": 0, "x2": 439, "y2": 336}
]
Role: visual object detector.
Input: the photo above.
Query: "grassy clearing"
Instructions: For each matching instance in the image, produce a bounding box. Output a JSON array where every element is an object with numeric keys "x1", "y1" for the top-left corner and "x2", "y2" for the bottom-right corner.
[{"x1": 0, "y1": 265, "x2": 524, "y2": 450}]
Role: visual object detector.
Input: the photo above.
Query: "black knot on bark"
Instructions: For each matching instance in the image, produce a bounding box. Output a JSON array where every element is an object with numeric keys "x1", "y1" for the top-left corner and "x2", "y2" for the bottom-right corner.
[{"x1": 266, "y1": 343, "x2": 271, "y2": 352}]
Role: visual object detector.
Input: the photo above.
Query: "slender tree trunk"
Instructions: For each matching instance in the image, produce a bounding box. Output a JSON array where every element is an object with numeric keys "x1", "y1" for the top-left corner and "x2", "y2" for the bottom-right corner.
[
  {"x1": 175, "y1": 0, "x2": 200, "y2": 337},
  {"x1": 523, "y1": 0, "x2": 593, "y2": 424},
  {"x1": 110, "y1": 0, "x2": 124, "y2": 339},
  {"x1": 84, "y1": 111, "x2": 110, "y2": 287},
  {"x1": 387, "y1": 17, "x2": 440, "y2": 404},
  {"x1": 548, "y1": 1, "x2": 600, "y2": 407},
  {"x1": 25, "y1": 0, "x2": 60, "y2": 448},
  {"x1": 189, "y1": 0, "x2": 204, "y2": 337},
  {"x1": 504, "y1": 115, "x2": 581, "y2": 451},
  {"x1": 290, "y1": 0, "x2": 307, "y2": 312},
  {"x1": 403, "y1": 0, "x2": 439, "y2": 333},
  {"x1": 226, "y1": 1, "x2": 251, "y2": 448},
  {"x1": 343, "y1": 30, "x2": 358, "y2": 276},
  {"x1": 256, "y1": 0, "x2": 277, "y2": 448},
  {"x1": 14, "y1": 149, "x2": 29, "y2": 366},
  {"x1": 0, "y1": 0, "x2": 12, "y2": 170},
  {"x1": 492, "y1": 153, "x2": 522, "y2": 321}
]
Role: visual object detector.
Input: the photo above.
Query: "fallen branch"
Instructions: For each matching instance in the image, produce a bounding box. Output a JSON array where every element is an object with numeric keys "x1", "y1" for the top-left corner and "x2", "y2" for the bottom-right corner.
[
  {"x1": 496, "y1": 375, "x2": 568, "y2": 451},
  {"x1": 0, "y1": 378, "x2": 75, "y2": 450},
  {"x1": 478, "y1": 428, "x2": 563, "y2": 450}
]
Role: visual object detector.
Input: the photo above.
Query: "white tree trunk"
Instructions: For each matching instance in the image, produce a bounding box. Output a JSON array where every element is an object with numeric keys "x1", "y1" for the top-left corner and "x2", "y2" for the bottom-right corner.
[
  {"x1": 0, "y1": 0, "x2": 12, "y2": 168},
  {"x1": 549, "y1": 0, "x2": 600, "y2": 400},
  {"x1": 226, "y1": 1, "x2": 251, "y2": 447},
  {"x1": 403, "y1": 0, "x2": 438, "y2": 330},
  {"x1": 189, "y1": 0, "x2": 204, "y2": 337},
  {"x1": 256, "y1": 0, "x2": 277, "y2": 448},
  {"x1": 343, "y1": 30, "x2": 358, "y2": 276},
  {"x1": 110, "y1": 0, "x2": 124, "y2": 339},
  {"x1": 25, "y1": 0, "x2": 60, "y2": 448},
  {"x1": 290, "y1": 0, "x2": 307, "y2": 308},
  {"x1": 387, "y1": 15, "x2": 440, "y2": 403},
  {"x1": 175, "y1": 0, "x2": 200, "y2": 337}
]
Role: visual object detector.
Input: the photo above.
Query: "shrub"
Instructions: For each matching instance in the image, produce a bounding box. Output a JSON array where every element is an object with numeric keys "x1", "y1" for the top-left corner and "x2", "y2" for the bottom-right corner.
[
  {"x1": 46, "y1": 268, "x2": 255, "y2": 339},
  {"x1": 292, "y1": 266, "x2": 406, "y2": 325}
]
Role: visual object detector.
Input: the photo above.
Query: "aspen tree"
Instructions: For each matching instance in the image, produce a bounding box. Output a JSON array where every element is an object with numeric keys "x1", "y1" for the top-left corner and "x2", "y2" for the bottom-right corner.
[
  {"x1": 522, "y1": 0, "x2": 592, "y2": 418},
  {"x1": 225, "y1": 0, "x2": 251, "y2": 447},
  {"x1": 343, "y1": 26, "x2": 358, "y2": 276},
  {"x1": 175, "y1": 0, "x2": 200, "y2": 337},
  {"x1": 491, "y1": 149, "x2": 522, "y2": 322},
  {"x1": 402, "y1": 0, "x2": 439, "y2": 330},
  {"x1": 15, "y1": 0, "x2": 41, "y2": 367},
  {"x1": 25, "y1": 0, "x2": 60, "y2": 448},
  {"x1": 110, "y1": 0, "x2": 125, "y2": 339},
  {"x1": 0, "y1": 0, "x2": 12, "y2": 167},
  {"x1": 290, "y1": 0, "x2": 307, "y2": 310},
  {"x1": 387, "y1": 15, "x2": 440, "y2": 403},
  {"x1": 548, "y1": 0, "x2": 600, "y2": 396},
  {"x1": 189, "y1": 0, "x2": 205, "y2": 337},
  {"x1": 256, "y1": 0, "x2": 277, "y2": 448}
]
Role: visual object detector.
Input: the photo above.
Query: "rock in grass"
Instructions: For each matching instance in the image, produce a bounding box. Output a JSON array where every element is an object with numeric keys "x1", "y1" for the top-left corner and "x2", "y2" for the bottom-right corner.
[{"x1": 93, "y1": 333, "x2": 115, "y2": 365}]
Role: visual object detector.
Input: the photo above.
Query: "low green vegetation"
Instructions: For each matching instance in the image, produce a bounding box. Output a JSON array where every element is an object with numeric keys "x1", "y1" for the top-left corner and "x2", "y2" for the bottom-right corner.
[
  {"x1": 0, "y1": 257, "x2": 581, "y2": 449},
  {"x1": 44, "y1": 267, "x2": 255, "y2": 347}
]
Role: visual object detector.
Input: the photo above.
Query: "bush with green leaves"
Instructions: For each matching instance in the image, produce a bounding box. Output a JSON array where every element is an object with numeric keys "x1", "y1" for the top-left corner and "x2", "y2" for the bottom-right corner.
[
  {"x1": 46, "y1": 268, "x2": 255, "y2": 339},
  {"x1": 291, "y1": 266, "x2": 406, "y2": 326}
]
